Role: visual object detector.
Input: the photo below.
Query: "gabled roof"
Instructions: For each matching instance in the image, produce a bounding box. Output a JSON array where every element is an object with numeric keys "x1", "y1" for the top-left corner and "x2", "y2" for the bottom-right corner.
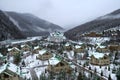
[
  {"x1": 8, "y1": 47, "x2": 20, "y2": 52},
  {"x1": 97, "y1": 45, "x2": 106, "y2": 49},
  {"x1": 0, "y1": 63, "x2": 21, "y2": 76},
  {"x1": 38, "y1": 49, "x2": 47, "y2": 55},
  {"x1": 34, "y1": 46, "x2": 40, "y2": 50},
  {"x1": 21, "y1": 44, "x2": 29, "y2": 48},
  {"x1": 75, "y1": 45, "x2": 82, "y2": 49},
  {"x1": 90, "y1": 52, "x2": 109, "y2": 59},
  {"x1": 49, "y1": 57, "x2": 61, "y2": 65},
  {"x1": 50, "y1": 31, "x2": 64, "y2": 37},
  {"x1": 65, "y1": 43, "x2": 70, "y2": 47},
  {"x1": 0, "y1": 53, "x2": 3, "y2": 57}
]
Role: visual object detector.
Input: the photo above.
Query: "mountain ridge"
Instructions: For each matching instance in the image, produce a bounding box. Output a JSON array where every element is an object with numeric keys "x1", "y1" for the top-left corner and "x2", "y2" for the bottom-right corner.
[
  {"x1": 0, "y1": 10, "x2": 63, "y2": 41},
  {"x1": 6, "y1": 11, "x2": 63, "y2": 37},
  {"x1": 65, "y1": 9, "x2": 120, "y2": 40}
]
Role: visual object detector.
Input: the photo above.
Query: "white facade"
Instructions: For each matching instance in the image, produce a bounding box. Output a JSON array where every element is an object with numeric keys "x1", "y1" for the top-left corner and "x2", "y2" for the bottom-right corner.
[{"x1": 47, "y1": 31, "x2": 66, "y2": 42}]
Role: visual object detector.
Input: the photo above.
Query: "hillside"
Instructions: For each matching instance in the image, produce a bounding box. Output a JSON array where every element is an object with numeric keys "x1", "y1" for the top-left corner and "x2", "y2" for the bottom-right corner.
[
  {"x1": 0, "y1": 10, "x2": 26, "y2": 41},
  {"x1": 65, "y1": 9, "x2": 120, "y2": 40},
  {"x1": 6, "y1": 12, "x2": 63, "y2": 37}
]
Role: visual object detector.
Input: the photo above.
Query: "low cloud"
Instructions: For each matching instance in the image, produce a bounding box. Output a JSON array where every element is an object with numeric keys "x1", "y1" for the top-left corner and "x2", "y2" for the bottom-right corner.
[{"x1": 0, "y1": 0, "x2": 120, "y2": 29}]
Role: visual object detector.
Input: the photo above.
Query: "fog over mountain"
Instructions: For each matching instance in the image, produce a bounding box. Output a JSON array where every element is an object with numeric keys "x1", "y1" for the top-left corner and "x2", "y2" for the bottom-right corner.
[
  {"x1": 0, "y1": 10, "x2": 63, "y2": 41},
  {"x1": 0, "y1": 0, "x2": 120, "y2": 29},
  {"x1": 65, "y1": 9, "x2": 120, "y2": 40}
]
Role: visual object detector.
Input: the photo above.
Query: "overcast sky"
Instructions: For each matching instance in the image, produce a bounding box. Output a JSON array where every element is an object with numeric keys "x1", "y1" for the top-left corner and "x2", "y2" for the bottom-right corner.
[{"x1": 0, "y1": 0, "x2": 120, "y2": 29}]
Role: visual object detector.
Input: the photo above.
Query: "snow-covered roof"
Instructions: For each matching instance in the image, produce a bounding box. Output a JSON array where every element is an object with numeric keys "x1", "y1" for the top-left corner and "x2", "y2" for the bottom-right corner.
[
  {"x1": 0, "y1": 63, "x2": 21, "y2": 76},
  {"x1": 84, "y1": 37, "x2": 110, "y2": 45},
  {"x1": 23, "y1": 51, "x2": 30, "y2": 55},
  {"x1": 75, "y1": 45, "x2": 82, "y2": 49},
  {"x1": 38, "y1": 49, "x2": 47, "y2": 55},
  {"x1": 21, "y1": 45, "x2": 25, "y2": 48},
  {"x1": 0, "y1": 53, "x2": 3, "y2": 57},
  {"x1": 34, "y1": 46, "x2": 39, "y2": 50},
  {"x1": 50, "y1": 31, "x2": 64, "y2": 37},
  {"x1": 90, "y1": 52, "x2": 109, "y2": 59},
  {"x1": 97, "y1": 45, "x2": 106, "y2": 48},
  {"x1": 78, "y1": 42, "x2": 83, "y2": 45},
  {"x1": 65, "y1": 43, "x2": 70, "y2": 47},
  {"x1": 49, "y1": 57, "x2": 60, "y2": 65},
  {"x1": 8, "y1": 47, "x2": 20, "y2": 51}
]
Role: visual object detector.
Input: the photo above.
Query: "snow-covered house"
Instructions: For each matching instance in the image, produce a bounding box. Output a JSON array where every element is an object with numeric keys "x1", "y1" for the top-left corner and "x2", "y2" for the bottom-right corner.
[
  {"x1": 83, "y1": 32, "x2": 102, "y2": 37},
  {"x1": 8, "y1": 47, "x2": 20, "y2": 56},
  {"x1": 32, "y1": 46, "x2": 42, "y2": 54},
  {"x1": 90, "y1": 52, "x2": 110, "y2": 66},
  {"x1": 96, "y1": 45, "x2": 109, "y2": 53},
  {"x1": 47, "y1": 31, "x2": 66, "y2": 43},
  {"x1": 0, "y1": 53, "x2": 6, "y2": 65},
  {"x1": 109, "y1": 45, "x2": 120, "y2": 51},
  {"x1": 74, "y1": 45, "x2": 86, "y2": 53},
  {"x1": 21, "y1": 44, "x2": 31, "y2": 52},
  {"x1": 47, "y1": 57, "x2": 72, "y2": 73},
  {"x1": 64, "y1": 42, "x2": 73, "y2": 51},
  {"x1": 36, "y1": 49, "x2": 53, "y2": 60},
  {"x1": 0, "y1": 63, "x2": 22, "y2": 80}
]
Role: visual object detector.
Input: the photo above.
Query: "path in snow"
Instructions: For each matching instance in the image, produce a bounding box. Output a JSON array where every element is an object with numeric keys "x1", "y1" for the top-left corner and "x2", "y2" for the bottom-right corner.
[{"x1": 30, "y1": 68, "x2": 38, "y2": 80}]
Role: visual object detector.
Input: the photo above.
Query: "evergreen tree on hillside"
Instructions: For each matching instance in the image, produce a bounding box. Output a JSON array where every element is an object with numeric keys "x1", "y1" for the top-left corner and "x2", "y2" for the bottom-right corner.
[{"x1": 116, "y1": 67, "x2": 120, "y2": 80}]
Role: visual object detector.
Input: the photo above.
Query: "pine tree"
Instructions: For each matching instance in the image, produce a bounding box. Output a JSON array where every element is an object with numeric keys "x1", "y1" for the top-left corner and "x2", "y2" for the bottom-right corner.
[
  {"x1": 13, "y1": 53, "x2": 21, "y2": 65},
  {"x1": 101, "y1": 71, "x2": 103, "y2": 76},
  {"x1": 94, "y1": 68, "x2": 96, "y2": 73},
  {"x1": 22, "y1": 60, "x2": 25, "y2": 66},
  {"x1": 89, "y1": 66, "x2": 91, "y2": 70},
  {"x1": 108, "y1": 74, "x2": 112, "y2": 80},
  {"x1": 108, "y1": 66, "x2": 110, "y2": 71},
  {"x1": 116, "y1": 67, "x2": 120, "y2": 80}
]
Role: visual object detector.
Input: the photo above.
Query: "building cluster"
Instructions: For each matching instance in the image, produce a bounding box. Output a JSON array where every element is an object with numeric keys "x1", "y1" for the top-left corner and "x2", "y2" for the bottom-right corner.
[{"x1": 0, "y1": 31, "x2": 119, "y2": 80}]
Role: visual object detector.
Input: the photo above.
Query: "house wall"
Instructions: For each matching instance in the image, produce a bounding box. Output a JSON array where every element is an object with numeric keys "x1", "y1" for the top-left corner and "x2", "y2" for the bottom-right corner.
[
  {"x1": 47, "y1": 65, "x2": 71, "y2": 73},
  {"x1": 96, "y1": 48, "x2": 109, "y2": 53},
  {"x1": 37, "y1": 54, "x2": 53, "y2": 60},
  {"x1": 90, "y1": 56, "x2": 110, "y2": 66},
  {"x1": 0, "y1": 73, "x2": 19, "y2": 80}
]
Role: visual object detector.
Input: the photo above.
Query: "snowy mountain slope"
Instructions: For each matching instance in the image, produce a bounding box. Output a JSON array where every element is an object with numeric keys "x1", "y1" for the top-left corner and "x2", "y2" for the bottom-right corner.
[
  {"x1": 6, "y1": 11, "x2": 63, "y2": 37},
  {"x1": 65, "y1": 9, "x2": 120, "y2": 40},
  {"x1": 0, "y1": 10, "x2": 26, "y2": 41}
]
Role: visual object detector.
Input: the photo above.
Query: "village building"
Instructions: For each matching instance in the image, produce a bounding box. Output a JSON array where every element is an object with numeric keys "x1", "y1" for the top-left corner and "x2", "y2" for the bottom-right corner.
[
  {"x1": 90, "y1": 52, "x2": 110, "y2": 66},
  {"x1": 47, "y1": 31, "x2": 66, "y2": 43},
  {"x1": 83, "y1": 32, "x2": 102, "y2": 37},
  {"x1": 21, "y1": 44, "x2": 31, "y2": 52},
  {"x1": 36, "y1": 49, "x2": 53, "y2": 60},
  {"x1": 64, "y1": 42, "x2": 73, "y2": 51},
  {"x1": 96, "y1": 45, "x2": 110, "y2": 53},
  {"x1": 32, "y1": 46, "x2": 42, "y2": 54},
  {"x1": 0, "y1": 53, "x2": 6, "y2": 65},
  {"x1": 0, "y1": 63, "x2": 22, "y2": 80},
  {"x1": 74, "y1": 45, "x2": 86, "y2": 53},
  {"x1": 47, "y1": 57, "x2": 72, "y2": 73},
  {"x1": 109, "y1": 45, "x2": 120, "y2": 52},
  {"x1": 8, "y1": 47, "x2": 21, "y2": 56}
]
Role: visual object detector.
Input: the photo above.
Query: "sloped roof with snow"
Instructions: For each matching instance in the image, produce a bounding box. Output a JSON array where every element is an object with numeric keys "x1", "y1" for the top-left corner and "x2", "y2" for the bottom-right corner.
[
  {"x1": 49, "y1": 57, "x2": 60, "y2": 65},
  {"x1": 0, "y1": 53, "x2": 3, "y2": 57},
  {"x1": 21, "y1": 44, "x2": 25, "y2": 48},
  {"x1": 90, "y1": 52, "x2": 109, "y2": 59},
  {"x1": 21, "y1": 44, "x2": 30, "y2": 48},
  {"x1": 65, "y1": 43, "x2": 70, "y2": 47},
  {"x1": 8, "y1": 47, "x2": 20, "y2": 51},
  {"x1": 38, "y1": 49, "x2": 47, "y2": 55},
  {"x1": 50, "y1": 31, "x2": 64, "y2": 37},
  {"x1": 0, "y1": 63, "x2": 21, "y2": 76},
  {"x1": 75, "y1": 45, "x2": 82, "y2": 49},
  {"x1": 34, "y1": 46, "x2": 39, "y2": 50},
  {"x1": 97, "y1": 45, "x2": 106, "y2": 48}
]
